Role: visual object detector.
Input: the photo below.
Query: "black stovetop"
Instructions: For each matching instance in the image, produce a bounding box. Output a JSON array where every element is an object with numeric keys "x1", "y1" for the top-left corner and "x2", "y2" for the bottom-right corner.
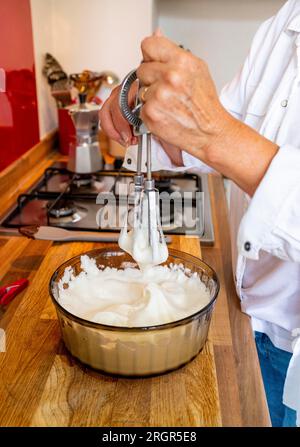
[{"x1": 0, "y1": 162, "x2": 214, "y2": 241}]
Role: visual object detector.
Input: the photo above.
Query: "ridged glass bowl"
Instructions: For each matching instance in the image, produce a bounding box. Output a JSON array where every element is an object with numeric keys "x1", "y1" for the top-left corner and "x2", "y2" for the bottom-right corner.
[{"x1": 49, "y1": 247, "x2": 219, "y2": 377}]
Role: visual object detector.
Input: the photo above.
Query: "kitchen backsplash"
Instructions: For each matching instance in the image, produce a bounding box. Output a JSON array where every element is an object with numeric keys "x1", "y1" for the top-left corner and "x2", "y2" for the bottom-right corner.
[{"x1": 0, "y1": 0, "x2": 39, "y2": 171}]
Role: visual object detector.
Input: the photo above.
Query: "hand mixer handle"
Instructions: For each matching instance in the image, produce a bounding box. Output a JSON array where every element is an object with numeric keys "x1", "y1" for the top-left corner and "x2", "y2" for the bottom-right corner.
[
  {"x1": 119, "y1": 69, "x2": 149, "y2": 177},
  {"x1": 119, "y1": 70, "x2": 143, "y2": 130}
]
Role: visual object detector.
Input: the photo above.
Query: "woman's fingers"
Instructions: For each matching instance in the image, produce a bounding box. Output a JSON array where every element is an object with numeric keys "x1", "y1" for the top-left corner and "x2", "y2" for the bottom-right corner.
[
  {"x1": 140, "y1": 79, "x2": 173, "y2": 110},
  {"x1": 99, "y1": 97, "x2": 123, "y2": 143},
  {"x1": 141, "y1": 35, "x2": 181, "y2": 63},
  {"x1": 113, "y1": 80, "x2": 140, "y2": 145},
  {"x1": 136, "y1": 62, "x2": 166, "y2": 86},
  {"x1": 100, "y1": 102, "x2": 132, "y2": 146},
  {"x1": 139, "y1": 81, "x2": 168, "y2": 130},
  {"x1": 111, "y1": 98, "x2": 135, "y2": 145},
  {"x1": 99, "y1": 85, "x2": 136, "y2": 146}
]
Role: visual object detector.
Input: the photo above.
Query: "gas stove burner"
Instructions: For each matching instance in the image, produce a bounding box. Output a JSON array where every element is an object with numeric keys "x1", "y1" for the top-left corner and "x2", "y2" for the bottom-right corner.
[
  {"x1": 48, "y1": 199, "x2": 77, "y2": 218},
  {"x1": 48, "y1": 200, "x2": 88, "y2": 224},
  {"x1": 56, "y1": 175, "x2": 109, "y2": 195}
]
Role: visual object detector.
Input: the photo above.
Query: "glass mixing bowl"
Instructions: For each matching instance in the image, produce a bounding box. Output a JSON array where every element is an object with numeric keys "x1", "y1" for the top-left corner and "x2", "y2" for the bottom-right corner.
[{"x1": 49, "y1": 247, "x2": 219, "y2": 377}]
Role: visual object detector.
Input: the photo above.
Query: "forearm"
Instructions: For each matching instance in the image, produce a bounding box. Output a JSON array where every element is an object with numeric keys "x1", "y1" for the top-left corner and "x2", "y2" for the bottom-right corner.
[
  {"x1": 154, "y1": 111, "x2": 278, "y2": 194},
  {"x1": 191, "y1": 111, "x2": 279, "y2": 196}
]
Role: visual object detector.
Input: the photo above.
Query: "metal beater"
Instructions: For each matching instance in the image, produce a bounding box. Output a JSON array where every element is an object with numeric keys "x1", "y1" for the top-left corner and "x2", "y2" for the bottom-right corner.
[{"x1": 119, "y1": 70, "x2": 166, "y2": 262}]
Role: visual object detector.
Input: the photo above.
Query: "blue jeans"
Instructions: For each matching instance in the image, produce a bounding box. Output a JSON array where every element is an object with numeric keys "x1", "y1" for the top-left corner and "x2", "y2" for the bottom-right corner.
[{"x1": 255, "y1": 332, "x2": 297, "y2": 427}]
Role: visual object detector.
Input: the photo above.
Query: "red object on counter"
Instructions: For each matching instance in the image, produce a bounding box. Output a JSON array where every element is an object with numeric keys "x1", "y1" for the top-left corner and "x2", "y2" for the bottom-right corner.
[
  {"x1": 0, "y1": 278, "x2": 29, "y2": 307},
  {"x1": 0, "y1": 0, "x2": 39, "y2": 171},
  {"x1": 58, "y1": 108, "x2": 76, "y2": 155}
]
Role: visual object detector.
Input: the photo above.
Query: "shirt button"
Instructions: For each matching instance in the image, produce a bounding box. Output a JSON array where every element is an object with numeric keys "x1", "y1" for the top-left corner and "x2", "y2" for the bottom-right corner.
[
  {"x1": 244, "y1": 241, "x2": 251, "y2": 252},
  {"x1": 281, "y1": 99, "x2": 288, "y2": 108},
  {"x1": 127, "y1": 158, "x2": 132, "y2": 165}
]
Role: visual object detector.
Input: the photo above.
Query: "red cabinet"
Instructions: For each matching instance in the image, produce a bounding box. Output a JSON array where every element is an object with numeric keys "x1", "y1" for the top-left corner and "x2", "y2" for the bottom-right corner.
[{"x1": 0, "y1": 0, "x2": 39, "y2": 171}]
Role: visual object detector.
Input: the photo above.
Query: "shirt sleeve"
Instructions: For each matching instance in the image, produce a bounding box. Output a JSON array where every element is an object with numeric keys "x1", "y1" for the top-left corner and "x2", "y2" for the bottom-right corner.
[
  {"x1": 238, "y1": 144, "x2": 300, "y2": 262},
  {"x1": 122, "y1": 137, "x2": 181, "y2": 172},
  {"x1": 122, "y1": 136, "x2": 214, "y2": 173}
]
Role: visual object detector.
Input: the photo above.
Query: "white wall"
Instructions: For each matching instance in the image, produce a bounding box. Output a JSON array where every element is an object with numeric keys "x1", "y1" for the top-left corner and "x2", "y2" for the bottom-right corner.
[
  {"x1": 31, "y1": 0, "x2": 286, "y2": 139},
  {"x1": 30, "y1": 0, "x2": 155, "y2": 139},
  {"x1": 51, "y1": 0, "x2": 155, "y2": 78},
  {"x1": 158, "y1": 0, "x2": 286, "y2": 91}
]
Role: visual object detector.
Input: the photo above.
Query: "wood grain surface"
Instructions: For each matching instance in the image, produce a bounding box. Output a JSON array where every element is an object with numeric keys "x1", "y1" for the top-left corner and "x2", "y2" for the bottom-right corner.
[
  {"x1": 0, "y1": 152, "x2": 271, "y2": 427},
  {"x1": 0, "y1": 131, "x2": 58, "y2": 217}
]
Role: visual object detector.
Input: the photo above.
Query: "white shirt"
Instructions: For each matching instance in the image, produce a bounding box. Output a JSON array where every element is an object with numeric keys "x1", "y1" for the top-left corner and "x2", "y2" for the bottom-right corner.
[{"x1": 123, "y1": 0, "x2": 300, "y2": 354}]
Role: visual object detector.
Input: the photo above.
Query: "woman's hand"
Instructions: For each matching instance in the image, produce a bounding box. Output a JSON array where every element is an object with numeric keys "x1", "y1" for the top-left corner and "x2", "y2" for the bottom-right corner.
[
  {"x1": 137, "y1": 34, "x2": 278, "y2": 195},
  {"x1": 137, "y1": 35, "x2": 230, "y2": 162},
  {"x1": 99, "y1": 84, "x2": 138, "y2": 147},
  {"x1": 99, "y1": 73, "x2": 184, "y2": 167}
]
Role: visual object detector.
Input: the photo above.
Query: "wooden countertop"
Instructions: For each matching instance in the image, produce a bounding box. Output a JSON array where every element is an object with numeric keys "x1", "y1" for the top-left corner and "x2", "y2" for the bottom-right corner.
[{"x1": 0, "y1": 148, "x2": 270, "y2": 427}]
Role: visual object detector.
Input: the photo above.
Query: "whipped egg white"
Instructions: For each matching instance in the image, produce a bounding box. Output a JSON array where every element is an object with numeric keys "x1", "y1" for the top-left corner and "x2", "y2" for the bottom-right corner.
[
  {"x1": 57, "y1": 255, "x2": 210, "y2": 327},
  {"x1": 118, "y1": 191, "x2": 168, "y2": 268}
]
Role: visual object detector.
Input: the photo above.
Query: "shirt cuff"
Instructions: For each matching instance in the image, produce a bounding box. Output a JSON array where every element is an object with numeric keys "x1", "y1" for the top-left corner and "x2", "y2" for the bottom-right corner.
[
  {"x1": 122, "y1": 137, "x2": 214, "y2": 174},
  {"x1": 238, "y1": 144, "x2": 300, "y2": 261},
  {"x1": 122, "y1": 137, "x2": 185, "y2": 172},
  {"x1": 182, "y1": 152, "x2": 215, "y2": 173}
]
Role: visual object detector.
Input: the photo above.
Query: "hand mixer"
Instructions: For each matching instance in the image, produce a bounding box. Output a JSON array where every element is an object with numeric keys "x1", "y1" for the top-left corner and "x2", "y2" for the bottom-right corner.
[{"x1": 118, "y1": 70, "x2": 168, "y2": 265}]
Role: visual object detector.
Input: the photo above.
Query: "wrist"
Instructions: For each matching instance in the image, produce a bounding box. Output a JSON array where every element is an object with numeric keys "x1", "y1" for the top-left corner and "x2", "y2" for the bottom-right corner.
[
  {"x1": 158, "y1": 139, "x2": 184, "y2": 167},
  {"x1": 200, "y1": 107, "x2": 237, "y2": 164},
  {"x1": 200, "y1": 111, "x2": 279, "y2": 195}
]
